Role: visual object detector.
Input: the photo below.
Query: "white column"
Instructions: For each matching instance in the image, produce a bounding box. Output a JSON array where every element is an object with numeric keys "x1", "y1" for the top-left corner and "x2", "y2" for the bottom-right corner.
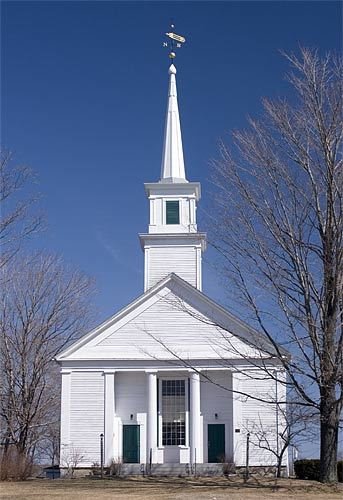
[
  {"x1": 146, "y1": 370, "x2": 158, "y2": 463},
  {"x1": 231, "y1": 372, "x2": 243, "y2": 466},
  {"x1": 104, "y1": 371, "x2": 116, "y2": 465},
  {"x1": 144, "y1": 248, "x2": 150, "y2": 292},
  {"x1": 190, "y1": 371, "x2": 201, "y2": 464},
  {"x1": 60, "y1": 370, "x2": 72, "y2": 467},
  {"x1": 196, "y1": 246, "x2": 202, "y2": 291}
]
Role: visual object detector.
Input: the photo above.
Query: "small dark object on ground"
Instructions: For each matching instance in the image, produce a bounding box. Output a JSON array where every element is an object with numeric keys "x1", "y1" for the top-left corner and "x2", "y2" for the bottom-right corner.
[{"x1": 44, "y1": 465, "x2": 60, "y2": 479}]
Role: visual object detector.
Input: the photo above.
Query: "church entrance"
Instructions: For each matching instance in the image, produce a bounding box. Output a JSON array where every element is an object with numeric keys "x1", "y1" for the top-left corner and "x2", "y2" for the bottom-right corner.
[
  {"x1": 123, "y1": 425, "x2": 140, "y2": 463},
  {"x1": 208, "y1": 424, "x2": 225, "y2": 463}
]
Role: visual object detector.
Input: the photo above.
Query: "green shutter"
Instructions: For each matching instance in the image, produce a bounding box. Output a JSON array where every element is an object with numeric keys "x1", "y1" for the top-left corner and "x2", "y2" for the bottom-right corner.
[{"x1": 166, "y1": 201, "x2": 180, "y2": 224}]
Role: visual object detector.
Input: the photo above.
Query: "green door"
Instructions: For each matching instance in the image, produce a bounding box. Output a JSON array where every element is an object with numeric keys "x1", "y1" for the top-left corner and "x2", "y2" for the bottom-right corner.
[
  {"x1": 123, "y1": 425, "x2": 140, "y2": 463},
  {"x1": 208, "y1": 424, "x2": 225, "y2": 463}
]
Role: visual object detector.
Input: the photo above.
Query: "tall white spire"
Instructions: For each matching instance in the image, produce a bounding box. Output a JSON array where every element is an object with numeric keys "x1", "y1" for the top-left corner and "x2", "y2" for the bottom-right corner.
[
  {"x1": 139, "y1": 41, "x2": 206, "y2": 292},
  {"x1": 160, "y1": 64, "x2": 187, "y2": 183}
]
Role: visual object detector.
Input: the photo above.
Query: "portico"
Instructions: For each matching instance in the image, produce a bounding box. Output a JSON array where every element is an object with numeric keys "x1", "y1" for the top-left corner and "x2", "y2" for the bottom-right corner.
[{"x1": 100, "y1": 368, "x2": 232, "y2": 466}]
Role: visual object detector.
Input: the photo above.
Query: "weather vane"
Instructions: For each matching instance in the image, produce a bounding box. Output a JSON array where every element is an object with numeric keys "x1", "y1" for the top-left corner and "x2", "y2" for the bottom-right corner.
[{"x1": 163, "y1": 23, "x2": 186, "y2": 60}]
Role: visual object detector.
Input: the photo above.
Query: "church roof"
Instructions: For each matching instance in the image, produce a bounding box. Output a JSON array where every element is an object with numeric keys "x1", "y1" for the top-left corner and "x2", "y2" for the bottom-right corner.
[
  {"x1": 55, "y1": 273, "x2": 289, "y2": 362},
  {"x1": 160, "y1": 64, "x2": 188, "y2": 183}
]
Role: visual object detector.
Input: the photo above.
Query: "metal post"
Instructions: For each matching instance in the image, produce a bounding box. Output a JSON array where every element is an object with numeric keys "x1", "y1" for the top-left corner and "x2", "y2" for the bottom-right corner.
[
  {"x1": 245, "y1": 432, "x2": 250, "y2": 483},
  {"x1": 291, "y1": 446, "x2": 298, "y2": 477},
  {"x1": 100, "y1": 433, "x2": 104, "y2": 478},
  {"x1": 52, "y1": 449, "x2": 55, "y2": 479}
]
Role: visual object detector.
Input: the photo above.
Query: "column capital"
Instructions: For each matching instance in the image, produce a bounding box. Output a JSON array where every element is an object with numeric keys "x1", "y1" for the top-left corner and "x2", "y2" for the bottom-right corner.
[
  {"x1": 103, "y1": 370, "x2": 116, "y2": 374},
  {"x1": 145, "y1": 369, "x2": 158, "y2": 374},
  {"x1": 188, "y1": 369, "x2": 201, "y2": 375}
]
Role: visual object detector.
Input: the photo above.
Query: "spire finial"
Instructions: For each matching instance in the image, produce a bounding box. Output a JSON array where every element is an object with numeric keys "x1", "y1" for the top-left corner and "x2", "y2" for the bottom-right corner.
[
  {"x1": 160, "y1": 38, "x2": 187, "y2": 184},
  {"x1": 163, "y1": 23, "x2": 186, "y2": 61}
]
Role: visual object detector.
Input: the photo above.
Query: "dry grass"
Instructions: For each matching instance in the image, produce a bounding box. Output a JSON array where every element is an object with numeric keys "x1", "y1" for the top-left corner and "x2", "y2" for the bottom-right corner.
[{"x1": 0, "y1": 476, "x2": 342, "y2": 500}]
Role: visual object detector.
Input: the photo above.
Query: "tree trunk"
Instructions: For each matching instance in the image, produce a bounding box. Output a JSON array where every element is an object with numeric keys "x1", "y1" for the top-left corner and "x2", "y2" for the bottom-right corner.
[
  {"x1": 320, "y1": 393, "x2": 339, "y2": 483},
  {"x1": 276, "y1": 456, "x2": 282, "y2": 478}
]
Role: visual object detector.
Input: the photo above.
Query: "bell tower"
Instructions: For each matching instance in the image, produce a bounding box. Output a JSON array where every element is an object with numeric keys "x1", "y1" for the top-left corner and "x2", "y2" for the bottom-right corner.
[{"x1": 139, "y1": 36, "x2": 206, "y2": 291}]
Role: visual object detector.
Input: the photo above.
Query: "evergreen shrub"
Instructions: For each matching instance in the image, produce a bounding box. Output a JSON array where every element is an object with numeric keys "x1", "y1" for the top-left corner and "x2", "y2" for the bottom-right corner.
[
  {"x1": 294, "y1": 459, "x2": 320, "y2": 480},
  {"x1": 294, "y1": 459, "x2": 343, "y2": 482}
]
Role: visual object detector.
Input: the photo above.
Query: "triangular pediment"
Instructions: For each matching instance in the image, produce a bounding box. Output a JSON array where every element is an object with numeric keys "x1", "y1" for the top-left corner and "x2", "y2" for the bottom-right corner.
[{"x1": 56, "y1": 274, "x2": 285, "y2": 362}]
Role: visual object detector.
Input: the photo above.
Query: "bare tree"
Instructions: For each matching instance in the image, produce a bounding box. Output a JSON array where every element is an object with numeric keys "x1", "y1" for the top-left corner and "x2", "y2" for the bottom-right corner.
[
  {"x1": 60, "y1": 444, "x2": 85, "y2": 478},
  {"x1": 0, "y1": 151, "x2": 42, "y2": 268},
  {"x1": 246, "y1": 399, "x2": 317, "y2": 478},
  {"x1": 0, "y1": 253, "x2": 94, "y2": 461},
  {"x1": 35, "y1": 420, "x2": 60, "y2": 467},
  {"x1": 210, "y1": 48, "x2": 342, "y2": 482}
]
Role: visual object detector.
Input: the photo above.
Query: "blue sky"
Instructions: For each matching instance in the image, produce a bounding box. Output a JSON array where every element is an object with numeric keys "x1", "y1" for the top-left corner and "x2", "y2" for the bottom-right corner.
[
  {"x1": 3, "y1": 0, "x2": 341, "y2": 316},
  {"x1": 2, "y1": 0, "x2": 342, "y2": 312},
  {"x1": 1, "y1": 0, "x2": 342, "y2": 458}
]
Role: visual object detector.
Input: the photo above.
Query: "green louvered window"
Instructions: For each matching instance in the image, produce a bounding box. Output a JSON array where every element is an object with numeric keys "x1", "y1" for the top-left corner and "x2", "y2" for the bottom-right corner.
[{"x1": 166, "y1": 201, "x2": 180, "y2": 225}]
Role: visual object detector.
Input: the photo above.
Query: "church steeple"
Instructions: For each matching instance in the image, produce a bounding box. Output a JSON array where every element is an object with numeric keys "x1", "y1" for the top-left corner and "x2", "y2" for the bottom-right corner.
[
  {"x1": 139, "y1": 37, "x2": 206, "y2": 292},
  {"x1": 160, "y1": 64, "x2": 187, "y2": 183}
]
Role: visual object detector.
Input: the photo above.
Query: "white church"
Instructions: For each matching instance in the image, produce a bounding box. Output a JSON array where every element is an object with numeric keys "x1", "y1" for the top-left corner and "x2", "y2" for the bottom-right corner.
[{"x1": 56, "y1": 51, "x2": 288, "y2": 474}]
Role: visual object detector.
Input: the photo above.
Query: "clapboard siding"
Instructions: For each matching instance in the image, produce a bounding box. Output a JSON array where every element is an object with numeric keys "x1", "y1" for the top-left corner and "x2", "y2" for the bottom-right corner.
[
  {"x1": 148, "y1": 246, "x2": 197, "y2": 288},
  {"x1": 238, "y1": 371, "x2": 286, "y2": 466},
  {"x1": 69, "y1": 372, "x2": 104, "y2": 465},
  {"x1": 95, "y1": 291, "x2": 260, "y2": 360}
]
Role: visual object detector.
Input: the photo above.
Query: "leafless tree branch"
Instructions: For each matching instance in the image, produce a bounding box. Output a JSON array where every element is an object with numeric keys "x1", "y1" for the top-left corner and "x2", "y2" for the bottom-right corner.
[{"x1": 208, "y1": 47, "x2": 342, "y2": 482}]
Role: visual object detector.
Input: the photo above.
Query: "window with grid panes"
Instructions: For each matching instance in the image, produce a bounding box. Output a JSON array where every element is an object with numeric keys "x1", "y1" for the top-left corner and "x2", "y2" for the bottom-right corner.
[{"x1": 162, "y1": 380, "x2": 186, "y2": 445}]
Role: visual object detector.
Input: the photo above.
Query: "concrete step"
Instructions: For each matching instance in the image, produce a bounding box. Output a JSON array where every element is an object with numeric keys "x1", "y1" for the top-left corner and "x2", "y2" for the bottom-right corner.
[
  {"x1": 120, "y1": 462, "x2": 229, "y2": 477},
  {"x1": 120, "y1": 464, "x2": 144, "y2": 475}
]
